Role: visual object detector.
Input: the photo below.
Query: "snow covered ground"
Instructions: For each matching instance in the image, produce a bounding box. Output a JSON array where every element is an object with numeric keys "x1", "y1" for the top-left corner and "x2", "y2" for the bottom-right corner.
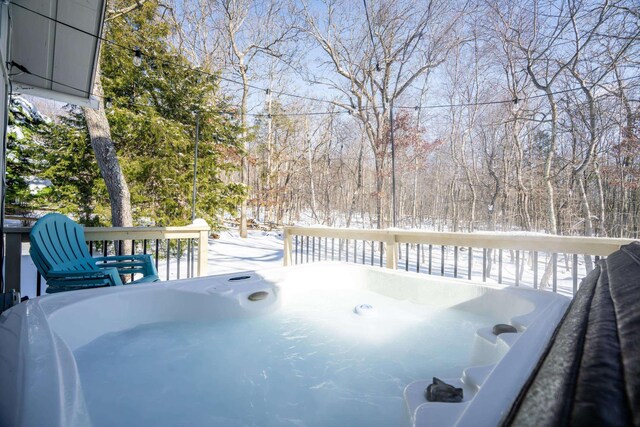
[{"x1": 205, "y1": 229, "x2": 284, "y2": 274}]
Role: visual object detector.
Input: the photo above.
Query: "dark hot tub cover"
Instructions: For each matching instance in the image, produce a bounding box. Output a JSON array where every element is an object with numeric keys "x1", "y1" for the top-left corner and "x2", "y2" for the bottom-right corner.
[{"x1": 504, "y1": 242, "x2": 640, "y2": 426}]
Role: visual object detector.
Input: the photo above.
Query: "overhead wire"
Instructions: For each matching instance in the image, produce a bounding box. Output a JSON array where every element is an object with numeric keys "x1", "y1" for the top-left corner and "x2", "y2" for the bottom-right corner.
[
  {"x1": 9, "y1": 64, "x2": 357, "y2": 117},
  {"x1": 13, "y1": 61, "x2": 639, "y2": 119},
  {"x1": 9, "y1": 2, "x2": 640, "y2": 117},
  {"x1": 10, "y1": 2, "x2": 336, "y2": 107},
  {"x1": 362, "y1": 0, "x2": 381, "y2": 72}
]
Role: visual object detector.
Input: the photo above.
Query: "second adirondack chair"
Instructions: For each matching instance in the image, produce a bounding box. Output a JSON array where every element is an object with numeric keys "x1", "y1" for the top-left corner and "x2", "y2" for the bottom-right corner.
[{"x1": 30, "y1": 213, "x2": 160, "y2": 293}]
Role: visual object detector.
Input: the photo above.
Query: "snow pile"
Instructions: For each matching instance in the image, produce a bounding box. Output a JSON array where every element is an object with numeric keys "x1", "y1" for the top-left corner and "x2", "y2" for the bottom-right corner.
[
  {"x1": 10, "y1": 96, "x2": 52, "y2": 125},
  {"x1": 7, "y1": 125, "x2": 25, "y2": 140}
]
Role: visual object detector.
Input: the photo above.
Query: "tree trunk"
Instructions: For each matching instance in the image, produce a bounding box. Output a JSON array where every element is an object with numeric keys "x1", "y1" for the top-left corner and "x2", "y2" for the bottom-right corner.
[
  {"x1": 238, "y1": 70, "x2": 249, "y2": 238},
  {"x1": 412, "y1": 157, "x2": 419, "y2": 229},
  {"x1": 544, "y1": 92, "x2": 559, "y2": 235},
  {"x1": 346, "y1": 140, "x2": 364, "y2": 228},
  {"x1": 593, "y1": 161, "x2": 607, "y2": 237},
  {"x1": 576, "y1": 175, "x2": 594, "y2": 272},
  {"x1": 539, "y1": 91, "x2": 559, "y2": 289},
  {"x1": 83, "y1": 65, "x2": 133, "y2": 229},
  {"x1": 305, "y1": 117, "x2": 319, "y2": 223},
  {"x1": 374, "y1": 150, "x2": 385, "y2": 229}
]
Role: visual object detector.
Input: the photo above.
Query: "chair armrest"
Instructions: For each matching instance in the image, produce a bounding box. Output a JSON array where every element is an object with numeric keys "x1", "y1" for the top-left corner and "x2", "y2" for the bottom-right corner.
[
  {"x1": 47, "y1": 267, "x2": 123, "y2": 286},
  {"x1": 95, "y1": 254, "x2": 153, "y2": 262},
  {"x1": 47, "y1": 270, "x2": 107, "y2": 278},
  {"x1": 95, "y1": 254, "x2": 158, "y2": 279}
]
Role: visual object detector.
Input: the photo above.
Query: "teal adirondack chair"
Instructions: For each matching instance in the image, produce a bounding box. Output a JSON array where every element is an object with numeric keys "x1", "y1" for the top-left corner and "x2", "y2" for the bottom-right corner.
[{"x1": 30, "y1": 213, "x2": 160, "y2": 293}]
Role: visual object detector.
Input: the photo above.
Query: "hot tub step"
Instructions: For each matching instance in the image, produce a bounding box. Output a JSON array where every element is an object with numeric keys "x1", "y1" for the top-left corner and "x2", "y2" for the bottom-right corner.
[
  {"x1": 476, "y1": 326, "x2": 499, "y2": 343},
  {"x1": 497, "y1": 332, "x2": 520, "y2": 348},
  {"x1": 404, "y1": 378, "x2": 476, "y2": 425},
  {"x1": 462, "y1": 364, "x2": 495, "y2": 390},
  {"x1": 413, "y1": 401, "x2": 470, "y2": 427},
  {"x1": 510, "y1": 311, "x2": 538, "y2": 330},
  {"x1": 470, "y1": 326, "x2": 520, "y2": 366}
]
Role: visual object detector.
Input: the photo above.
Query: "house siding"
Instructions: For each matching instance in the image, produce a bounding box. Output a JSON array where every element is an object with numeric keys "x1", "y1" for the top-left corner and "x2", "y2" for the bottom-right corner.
[{"x1": 1, "y1": 3, "x2": 10, "y2": 293}]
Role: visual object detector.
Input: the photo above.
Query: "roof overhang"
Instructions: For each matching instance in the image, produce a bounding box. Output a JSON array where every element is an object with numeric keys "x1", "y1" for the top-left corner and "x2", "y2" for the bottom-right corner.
[{"x1": 8, "y1": 0, "x2": 106, "y2": 109}]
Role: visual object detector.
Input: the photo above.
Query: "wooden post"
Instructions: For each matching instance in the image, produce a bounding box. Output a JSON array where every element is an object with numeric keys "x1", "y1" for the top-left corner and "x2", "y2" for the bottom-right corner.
[
  {"x1": 283, "y1": 228, "x2": 292, "y2": 266},
  {"x1": 197, "y1": 228, "x2": 209, "y2": 277},
  {"x1": 5, "y1": 232, "x2": 23, "y2": 292},
  {"x1": 385, "y1": 234, "x2": 398, "y2": 270}
]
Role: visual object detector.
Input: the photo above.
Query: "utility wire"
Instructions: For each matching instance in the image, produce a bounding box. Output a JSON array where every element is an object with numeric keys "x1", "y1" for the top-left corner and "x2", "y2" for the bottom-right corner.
[
  {"x1": 13, "y1": 64, "x2": 639, "y2": 118},
  {"x1": 10, "y1": 65, "x2": 357, "y2": 117},
  {"x1": 9, "y1": 2, "x2": 639, "y2": 116},
  {"x1": 10, "y1": 68, "x2": 92, "y2": 96},
  {"x1": 362, "y1": 0, "x2": 380, "y2": 72},
  {"x1": 10, "y1": 2, "x2": 336, "y2": 107}
]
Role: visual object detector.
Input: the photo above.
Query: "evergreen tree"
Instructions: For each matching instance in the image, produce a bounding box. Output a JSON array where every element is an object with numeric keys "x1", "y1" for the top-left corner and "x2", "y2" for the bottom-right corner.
[
  {"x1": 38, "y1": 108, "x2": 109, "y2": 225},
  {"x1": 100, "y1": 1, "x2": 245, "y2": 227},
  {"x1": 6, "y1": 97, "x2": 51, "y2": 218},
  {"x1": 6, "y1": 2, "x2": 244, "y2": 228},
  {"x1": 6, "y1": 97, "x2": 109, "y2": 225}
]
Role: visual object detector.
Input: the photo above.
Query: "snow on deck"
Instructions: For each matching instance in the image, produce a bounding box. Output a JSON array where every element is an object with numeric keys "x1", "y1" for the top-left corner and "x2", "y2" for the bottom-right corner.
[{"x1": 205, "y1": 229, "x2": 284, "y2": 274}]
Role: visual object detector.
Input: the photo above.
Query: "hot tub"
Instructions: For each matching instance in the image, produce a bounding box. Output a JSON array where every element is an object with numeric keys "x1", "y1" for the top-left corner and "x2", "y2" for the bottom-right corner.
[{"x1": 0, "y1": 263, "x2": 569, "y2": 427}]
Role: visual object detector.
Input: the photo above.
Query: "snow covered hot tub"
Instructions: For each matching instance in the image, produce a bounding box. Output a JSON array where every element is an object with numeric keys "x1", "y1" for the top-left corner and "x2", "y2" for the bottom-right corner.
[{"x1": 0, "y1": 263, "x2": 569, "y2": 427}]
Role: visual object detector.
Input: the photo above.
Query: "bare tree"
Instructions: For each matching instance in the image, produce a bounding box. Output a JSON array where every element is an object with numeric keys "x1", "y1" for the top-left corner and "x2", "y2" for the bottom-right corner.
[
  {"x1": 302, "y1": 0, "x2": 463, "y2": 228},
  {"x1": 215, "y1": 0, "x2": 298, "y2": 236},
  {"x1": 154, "y1": 0, "x2": 640, "y2": 249}
]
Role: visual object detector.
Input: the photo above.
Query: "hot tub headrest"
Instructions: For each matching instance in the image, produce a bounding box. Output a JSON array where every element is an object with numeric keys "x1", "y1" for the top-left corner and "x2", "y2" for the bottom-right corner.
[{"x1": 503, "y1": 241, "x2": 640, "y2": 427}]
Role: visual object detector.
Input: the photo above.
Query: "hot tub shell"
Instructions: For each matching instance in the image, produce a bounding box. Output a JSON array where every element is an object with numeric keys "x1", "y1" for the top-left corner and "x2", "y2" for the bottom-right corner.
[{"x1": 0, "y1": 263, "x2": 569, "y2": 427}]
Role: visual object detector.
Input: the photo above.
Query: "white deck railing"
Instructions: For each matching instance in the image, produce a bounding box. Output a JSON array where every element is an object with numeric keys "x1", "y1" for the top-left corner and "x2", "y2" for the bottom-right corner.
[
  {"x1": 283, "y1": 226, "x2": 635, "y2": 295},
  {"x1": 4, "y1": 223, "x2": 210, "y2": 296}
]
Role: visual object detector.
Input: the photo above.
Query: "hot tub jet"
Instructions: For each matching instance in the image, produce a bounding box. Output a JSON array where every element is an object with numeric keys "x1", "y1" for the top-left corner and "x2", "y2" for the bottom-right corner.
[
  {"x1": 492, "y1": 324, "x2": 518, "y2": 335},
  {"x1": 248, "y1": 291, "x2": 269, "y2": 301},
  {"x1": 354, "y1": 304, "x2": 375, "y2": 316}
]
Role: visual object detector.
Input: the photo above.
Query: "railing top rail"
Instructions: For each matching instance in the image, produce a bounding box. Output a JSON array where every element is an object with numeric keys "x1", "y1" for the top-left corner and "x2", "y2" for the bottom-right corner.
[
  {"x1": 84, "y1": 225, "x2": 210, "y2": 233},
  {"x1": 284, "y1": 226, "x2": 635, "y2": 256},
  {"x1": 4, "y1": 224, "x2": 210, "y2": 233},
  {"x1": 3, "y1": 227, "x2": 35, "y2": 234},
  {"x1": 284, "y1": 226, "x2": 396, "y2": 240},
  {"x1": 4, "y1": 224, "x2": 211, "y2": 241},
  {"x1": 84, "y1": 226, "x2": 210, "y2": 241}
]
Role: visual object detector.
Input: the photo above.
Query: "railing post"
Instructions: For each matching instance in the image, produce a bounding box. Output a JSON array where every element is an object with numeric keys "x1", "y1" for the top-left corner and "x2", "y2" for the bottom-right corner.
[
  {"x1": 4, "y1": 232, "x2": 23, "y2": 293},
  {"x1": 197, "y1": 228, "x2": 209, "y2": 277},
  {"x1": 283, "y1": 228, "x2": 292, "y2": 266},
  {"x1": 385, "y1": 232, "x2": 398, "y2": 270}
]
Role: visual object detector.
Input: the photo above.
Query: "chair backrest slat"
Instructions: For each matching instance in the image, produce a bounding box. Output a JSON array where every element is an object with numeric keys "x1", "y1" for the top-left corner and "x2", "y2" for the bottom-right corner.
[{"x1": 30, "y1": 214, "x2": 96, "y2": 275}]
